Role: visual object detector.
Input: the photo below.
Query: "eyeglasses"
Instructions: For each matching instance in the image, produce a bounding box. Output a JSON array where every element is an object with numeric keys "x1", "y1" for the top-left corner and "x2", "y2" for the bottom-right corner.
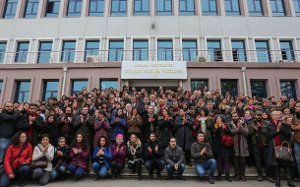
[
  {"x1": 19, "y1": 136, "x2": 27, "y2": 138},
  {"x1": 5, "y1": 106, "x2": 13, "y2": 108}
]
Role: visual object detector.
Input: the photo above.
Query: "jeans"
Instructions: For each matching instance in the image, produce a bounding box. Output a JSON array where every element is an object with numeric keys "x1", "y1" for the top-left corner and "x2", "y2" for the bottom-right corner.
[
  {"x1": 0, "y1": 165, "x2": 31, "y2": 187},
  {"x1": 166, "y1": 163, "x2": 185, "y2": 178},
  {"x1": 68, "y1": 164, "x2": 85, "y2": 179},
  {"x1": 91, "y1": 162, "x2": 108, "y2": 178},
  {"x1": 0, "y1": 139, "x2": 11, "y2": 163},
  {"x1": 145, "y1": 159, "x2": 165, "y2": 175},
  {"x1": 32, "y1": 168, "x2": 51, "y2": 186},
  {"x1": 195, "y1": 158, "x2": 217, "y2": 178},
  {"x1": 253, "y1": 144, "x2": 271, "y2": 177},
  {"x1": 294, "y1": 142, "x2": 300, "y2": 179},
  {"x1": 50, "y1": 166, "x2": 67, "y2": 180}
]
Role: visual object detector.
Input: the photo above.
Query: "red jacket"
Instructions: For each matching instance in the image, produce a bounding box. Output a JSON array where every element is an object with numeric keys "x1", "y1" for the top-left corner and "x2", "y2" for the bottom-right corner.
[{"x1": 4, "y1": 143, "x2": 33, "y2": 175}]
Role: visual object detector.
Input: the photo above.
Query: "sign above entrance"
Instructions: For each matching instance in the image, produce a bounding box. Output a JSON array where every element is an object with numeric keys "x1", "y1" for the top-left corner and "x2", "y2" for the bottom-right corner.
[{"x1": 121, "y1": 61, "x2": 187, "y2": 79}]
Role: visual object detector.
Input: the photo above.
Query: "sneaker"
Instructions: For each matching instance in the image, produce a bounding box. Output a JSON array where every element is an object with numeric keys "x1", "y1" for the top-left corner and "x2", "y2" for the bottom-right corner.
[
  {"x1": 257, "y1": 176, "x2": 264, "y2": 182},
  {"x1": 234, "y1": 175, "x2": 240, "y2": 181},
  {"x1": 165, "y1": 176, "x2": 173, "y2": 180},
  {"x1": 177, "y1": 176, "x2": 186, "y2": 181},
  {"x1": 265, "y1": 177, "x2": 275, "y2": 183},
  {"x1": 208, "y1": 178, "x2": 215, "y2": 184}
]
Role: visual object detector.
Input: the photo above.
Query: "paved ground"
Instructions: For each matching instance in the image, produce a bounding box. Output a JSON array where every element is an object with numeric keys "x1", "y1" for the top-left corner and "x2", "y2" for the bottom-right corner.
[{"x1": 11, "y1": 178, "x2": 295, "y2": 187}]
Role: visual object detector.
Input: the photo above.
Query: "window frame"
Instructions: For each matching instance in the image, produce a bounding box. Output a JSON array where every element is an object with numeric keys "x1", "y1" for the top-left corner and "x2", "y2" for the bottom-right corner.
[
  {"x1": 202, "y1": 0, "x2": 218, "y2": 15},
  {"x1": 157, "y1": 40, "x2": 173, "y2": 61},
  {"x1": 231, "y1": 40, "x2": 247, "y2": 62},
  {"x1": 250, "y1": 80, "x2": 267, "y2": 98},
  {"x1": 0, "y1": 42, "x2": 7, "y2": 63},
  {"x1": 61, "y1": 41, "x2": 76, "y2": 62},
  {"x1": 207, "y1": 40, "x2": 222, "y2": 61},
  {"x1": 71, "y1": 80, "x2": 88, "y2": 95},
  {"x1": 179, "y1": 0, "x2": 196, "y2": 15},
  {"x1": 2, "y1": 0, "x2": 18, "y2": 18},
  {"x1": 156, "y1": 0, "x2": 173, "y2": 15},
  {"x1": 191, "y1": 79, "x2": 208, "y2": 92},
  {"x1": 15, "y1": 42, "x2": 30, "y2": 63},
  {"x1": 14, "y1": 81, "x2": 31, "y2": 103},
  {"x1": 88, "y1": 0, "x2": 104, "y2": 16},
  {"x1": 133, "y1": 40, "x2": 149, "y2": 61},
  {"x1": 133, "y1": 0, "x2": 150, "y2": 15},
  {"x1": 66, "y1": 0, "x2": 82, "y2": 17},
  {"x1": 110, "y1": 0, "x2": 127, "y2": 16},
  {"x1": 108, "y1": 40, "x2": 124, "y2": 62},
  {"x1": 280, "y1": 41, "x2": 295, "y2": 61},
  {"x1": 220, "y1": 79, "x2": 238, "y2": 97},
  {"x1": 182, "y1": 40, "x2": 197, "y2": 61},
  {"x1": 24, "y1": 0, "x2": 39, "y2": 18},
  {"x1": 42, "y1": 80, "x2": 59, "y2": 101},
  {"x1": 255, "y1": 40, "x2": 271, "y2": 63},
  {"x1": 270, "y1": 0, "x2": 286, "y2": 16},
  {"x1": 37, "y1": 41, "x2": 53, "y2": 64},
  {"x1": 100, "y1": 79, "x2": 118, "y2": 90}
]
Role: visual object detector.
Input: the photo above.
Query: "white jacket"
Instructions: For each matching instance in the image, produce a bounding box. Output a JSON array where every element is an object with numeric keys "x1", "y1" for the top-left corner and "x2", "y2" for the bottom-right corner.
[{"x1": 32, "y1": 143, "x2": 54, "y2": 171}]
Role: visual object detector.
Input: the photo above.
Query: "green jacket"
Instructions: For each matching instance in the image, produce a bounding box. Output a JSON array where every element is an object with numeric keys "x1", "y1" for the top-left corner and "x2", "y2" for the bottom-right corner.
[
  {"x1": 191, "y1": 141, "x2": 214, "y2": 163},
  {"x1": 248, "y1": 120, "x2": 269, "y2": 146}
]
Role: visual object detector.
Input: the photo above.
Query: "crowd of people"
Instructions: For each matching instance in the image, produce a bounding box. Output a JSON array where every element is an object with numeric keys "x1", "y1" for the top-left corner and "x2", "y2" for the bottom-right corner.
[{"x1": 0, "y1": 85, "x2": 300, "y2": 187}]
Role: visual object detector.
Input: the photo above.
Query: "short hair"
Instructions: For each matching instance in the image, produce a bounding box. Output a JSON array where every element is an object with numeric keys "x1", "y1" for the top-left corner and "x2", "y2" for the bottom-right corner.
[
  {"x1": 40, "y1": 134, "x2": 50, "y2": 142},
  {"x1": 4, "y1": 101, "x2": 13, "y2": 107},
  {"x1": 169, "y1": 137, "x2": 176, "y2": 141},
  {"x1": 30, "y1": 103, "x2": 38, "y2": 108},
  {"x1": 271, "y1": 111, "x2": 281, "y2": 117},
  {"x1": 197, "y1": 131, "x2": 206, "y2": 136}
]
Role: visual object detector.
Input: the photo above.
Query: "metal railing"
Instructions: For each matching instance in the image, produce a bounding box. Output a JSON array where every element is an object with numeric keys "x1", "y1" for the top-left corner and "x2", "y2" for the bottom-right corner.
[{"x1": 0, "y1": 49, "x2": 299, "y2": 64}]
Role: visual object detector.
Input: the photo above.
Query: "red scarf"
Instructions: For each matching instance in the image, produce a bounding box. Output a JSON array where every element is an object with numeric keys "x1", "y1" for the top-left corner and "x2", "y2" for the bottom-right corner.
[
  {"x1": 272, "y1": 121, "x2": 281, "y2": 147},
  {"x1": 27, "y1": 110, "x2": 36, "y2": 142}
]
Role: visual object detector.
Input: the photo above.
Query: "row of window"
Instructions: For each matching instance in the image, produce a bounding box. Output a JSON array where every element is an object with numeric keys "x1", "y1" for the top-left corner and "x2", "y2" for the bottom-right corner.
[
  {"x1": 0, "y1": 39, "x2": 296, "y2": 63},
  {"x1": 0, "y1": 79, "x2": 296, "y2": 103},
  {"x1": 191, "y1": 79, "x2": 298, "y2": 99},
  {"x1": 1, "y1": 0, "x2": 300, "y2": 18}
]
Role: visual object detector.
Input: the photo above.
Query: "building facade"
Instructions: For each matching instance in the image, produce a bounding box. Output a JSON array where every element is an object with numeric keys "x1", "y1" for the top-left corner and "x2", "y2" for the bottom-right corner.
[{"x1": 0, "y1": 0, "x2": 299, "y2": 105}]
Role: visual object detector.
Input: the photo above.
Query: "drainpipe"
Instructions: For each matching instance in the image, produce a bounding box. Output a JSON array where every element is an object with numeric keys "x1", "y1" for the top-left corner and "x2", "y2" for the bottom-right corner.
[
  {"x1": 62, "y1": 67, "x2": 68, "y2": 96},
  {"x1": 241, "y1": 67, "x2": 247, "y2": 97}
]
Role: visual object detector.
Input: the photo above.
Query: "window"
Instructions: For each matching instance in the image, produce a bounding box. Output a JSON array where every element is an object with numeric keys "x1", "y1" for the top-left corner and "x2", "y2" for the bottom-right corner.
[
  {"x1": 134, "y1": 0, "x2": 149, "y2": 15},
  {"x1": 225, "y1": 0, "x2": 240, "y2": 15},
  {"x1": 0, "y1": 81, "x2": 3, "y2": 97},
  {"x1": 182, "y1": 40, "x2": 197, "y2": 61},
  {"x1": 38, "y1": 42, "x2": 52, "y2": 64},
  {"x1": 43, "y1": 81, "x2": 59, "y2": 101},
  {"x1": 111, "y1": 0, "x2": 127, "y2": 16},
  {"x1": 280, "y1": 41, "x2": 295, "y2": 61},
  {"x1": 207, "y1": 40, "x2": 222, "y2": 61},
  {"x1": 45, "y1": 0, "x2": 60, "y2": 17},
  {"x1": 251, "y1": 80, "x2": 267, "y2": 98},
  {"x1": 231, "y1": 40, "x2": 247, "y2": 62},
  {"x1": 100, "y1": 79, "x2": 118, "y2": 90},
  {"x1": 157, "y1": 40, "x2": 173, "y2": 61},
  {"x1": 15, "y1": 81, "x2": 31, "y2": 103},
  {"x1": 108, "y1": 40, "x2": 124, "y2": 61},
  {"x1": 202, "y1": 0, "x2": 218, "y2": 15},
  {"x1": 156, "y1": 0, "x2": 172, "y2": 15},
  {"x1": 133, "y1": 40, "x2": 148, "y2": 61},
  {"x1": 280, "y1": 81, "x2": 297, "y2": 100},
  {"x1": 255, "y1": 41, "x2": 271, "y2": 62},
  {"x1": 85, "y1": 41, "x2": 100, "y2": 59},
  {"x1": 89, "y1": 0, "x2": 104, "y2": 16},
  {"x1": 24, "y1": 0, "x2": 39, "y2": 18},
  {"x1": 0, "y1": 43, "x2": 7, "y2": 63},
  {"x1": 191, "y1": 79, "x2": 208, "y2": 91},
  {"x1": 72, "y1": 80, "x2": 88, "y2": 94},
  {"x1": 293, "y1": 0, "x2": 300, "y2": 16},
  {"x1": 67, "y1": 0, "x2": 82, "y2": 17},
  {"x1": 3, "y1": 0, "x2": 18, "y2": 18},
  {"x1": 221, "y1": 79, "x2": 238, "y2": 96},
  {"x1": 270, "y1": 0, "x2": 285, "y2": 16},
  {"x1": 61, "y1": 41, "x2": 76, "y2": 62},
  {"x1": 15, "y1": 42, "x2": 29, "y2": 63},
  {"x1": 180, "y1": 0, "x2": 195, "y2": 15},
  {"x1": 248, "y1": 0, "x2": 263, "y2": 16}
]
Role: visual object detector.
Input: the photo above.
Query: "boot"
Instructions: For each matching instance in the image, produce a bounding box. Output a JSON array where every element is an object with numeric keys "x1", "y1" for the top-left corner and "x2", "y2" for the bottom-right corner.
[
  {"x1": 225, "y1": 173, "x2": 232, "y2": 182},
  {"x1": 287, "y1": 168, "x2": 295, "y2": 187},
  {"x1": 93, "y1": 173, "x2": 100, "y2": 181},
  {"x1": 111, "y1": 169, "x2": 116, "y2": 180},
  {"x1": 217, "y1": 173, "x2": 222, "y2": 181},
  {"x1": 275, "y1": 167, "x2": 280, "y2": 187}
]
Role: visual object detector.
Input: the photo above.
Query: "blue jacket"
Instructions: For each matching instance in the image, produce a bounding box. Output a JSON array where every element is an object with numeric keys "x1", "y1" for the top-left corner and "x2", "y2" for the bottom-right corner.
[
  {"x1": 92, "y1": 146, "x2": 112, "y2": 169},
  {"x1": 110, "y1": 116, "x2": 126, "y2": 141}
]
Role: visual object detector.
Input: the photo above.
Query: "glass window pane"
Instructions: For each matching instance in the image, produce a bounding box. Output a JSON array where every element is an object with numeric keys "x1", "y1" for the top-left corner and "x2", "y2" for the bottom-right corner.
[
  {"x1": 255, "y1": 41, "x2": 270, "y2": 62},
  {"x1": 180, "y1": 0, "x2": 195, "y2": 15},
  {"x1": 133, "y1": 40, "x2": 148, "y2": 61},
  {"x1": 293, "y1": 0, "x2": 300, "y2": 16},
  {"x1": 156, "y1": 0, "x2": 172, "y2": 15},
  {"x1": 24, "y1": 0, "x2": 39, "y2": 18},
  {"x1": 67, "y1": 0, "x2": 82, "y2": 16},
  {"x1": 111, "y1": 0, "x2": 127, "y2": 16},
  {"x1": 85, "y1": 41, "x2": 100, "y2": 60},
  {"x1": 231, "y1": 40, "x2": 247, "y2": 62},
  {"x1": 191, "y1": 80, "x2": 208, "y2": 91},
  {"x1": 43, "y1": 81, "x2": 59, "y2": 101},
  {"x1": 0, "y1": 81, "x2": 3, "y2": 97},
  {"x1": 158, "y1": 40, "x2": 173, "y2": 61},
  {"x1": 72, "y1": 80, "x2": 88, "y2": 95},
  {"x1": 250, "y1": 80, "x2": 267, "y2": 98},
  {"x1": 0, "y1": 43, "x2": 7, "y2": 63},
  {"x1": 38, "y1": 42, "x2": 52, "y2": 64},
  {"x1": 207, "y1": 40, "x2": 222, "y2": 61},
  {"x1": 280, "y1": 41, "x2": 295, "y2": 61},
  {"x1": 89, "y1": 0, "x2": 104, "y2": 16},
  {"x1": 182, "y1": 40, "x2": 197, "y2": 61},
  {"x1": 134, "y1": 0, "x2": 149, "y2": 15},
  {"x1": 270, "y1": 0, "x2": 285, "y2": 16},
  {"x1": 46, "y1": 0, "x2": 60, "y2": 17},
  {"x1": 109, "y1": 40, "x2": 124, "y2": 61},
  {"x1": 4, "y1": 0, "x2": 18, "y2": 18},
  {"x1": 15, "y1": 42, "x2": 29, "y2": 63},
  {"x1": 280, "y1": 81, "x2": 297, "y2": 100},
  {"x1": 15, "y1": 81, "x2": 31, "y2": 103},
  {"x1": 221, "y1": 80, "x2": 238, "y2": 96},
  {"x1": 61, "y1": 41, "x2": 76, "y2": 62},
  {"x1": 100, "y1": 80, "x2": 118, "y2": 90},
  {"x1": 225, "y1": 0, "x2": 240, "y2": 15}
]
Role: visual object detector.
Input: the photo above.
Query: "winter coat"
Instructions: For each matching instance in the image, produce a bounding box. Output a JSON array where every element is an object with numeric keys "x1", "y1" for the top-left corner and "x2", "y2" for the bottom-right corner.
[
  {"x1": 93, "y1": 117, "x2": 109, "y2": 147},
  {"x1": 164, "y1": 145, "x2": 184, "y2": 166},
  {"x1": 142, "y1": 113, "x2": 158, "y2": 143},
  {"x1": 0, "y1": 109, "x2": 21, "y2": 139},
  {"x1": 32, "y1": 143, "x2": 54, "y2": 171},
  {"x1": 110, "y1": 116, "x2": 126, "y2": 141},
  {"x1": 74, "y1": 114, "x2": 94, "y2": 145},
  {"x1": 158, "y1": 116, "x2": 174, "y2": 148},
  {"x1": 228, "y1": 121, "x2": 249, "y2": 157},
  {"x1": 4, "y1": 142, "x2": 33, "y2": 175},
  {"x1": 92, "y1": 146, "x2": 112, "y2": 169},
  {"x1": 111, "y1": 144, "x2": 126, "y2": 165},
  {"x1": 126, "y1": 139, "x2": 144, "y2": 164},
  {"x1": 69, "y1": 143, "x2": 89, "y2": 169},
  {"x1": 266, "y1": 122, "x2": 292, "y2": 166},
  {"x1": 42, "y1": 122, "x2": 60, "y2": 146},
  {"x1": 127, "y1": 115, "x2": 143, "y2": 134},
  {"x1": 194, "y1": 115, "x2": 214, "y2": 143},
  {"x1": 52, "y1": 146, "x2": 70, "y2": 168},
  {"x1": 191, "y1": 141, "x2": 214, "y2": 163},
  {"x1": 211, "y1": 124, "x2": 234, "y2": 157},
  {"x1": 174, "y1": 115, "x2": 194, "y2": 151},
  {"x1": 248, "y1": 119, "x2": 269, "y2": 146},
  {"x1": 144, "y1": 141, "x2": 164, "y2": 160}
]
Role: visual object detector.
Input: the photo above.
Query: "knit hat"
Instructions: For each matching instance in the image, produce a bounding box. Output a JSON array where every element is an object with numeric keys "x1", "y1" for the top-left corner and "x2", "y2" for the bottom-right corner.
[{"x1": 116, "y1": 134, "x2": 123, "y2": 140}]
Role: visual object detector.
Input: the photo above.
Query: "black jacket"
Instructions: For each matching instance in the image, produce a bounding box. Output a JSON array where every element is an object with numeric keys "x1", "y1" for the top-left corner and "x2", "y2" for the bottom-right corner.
[{"x1": 0, "y1": 110, "x2": 21, "y2": 139}]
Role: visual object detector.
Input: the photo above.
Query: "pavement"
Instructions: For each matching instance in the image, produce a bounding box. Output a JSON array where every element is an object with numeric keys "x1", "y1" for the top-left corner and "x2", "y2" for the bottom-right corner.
[{"x1": 12, "y1": 178, "x2": 291, "y2": 187}]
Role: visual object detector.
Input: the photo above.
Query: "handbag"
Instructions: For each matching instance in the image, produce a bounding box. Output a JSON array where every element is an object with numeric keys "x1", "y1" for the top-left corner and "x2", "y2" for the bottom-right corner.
[
  {"x1": 274, "y1": 141, "x2": 294, "y2": 162},
  {"x1": 220, "y1": 132, "x2": 234, "y2": 147},
  {"x1": 30, "y1": 146, "x2": 48, "y2": 169}
]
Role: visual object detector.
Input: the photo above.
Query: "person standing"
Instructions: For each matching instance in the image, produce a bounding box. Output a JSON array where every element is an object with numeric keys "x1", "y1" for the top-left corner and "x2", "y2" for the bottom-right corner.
[{"x1": 292, "y1": 101, "x2": 300, "y2": 182}]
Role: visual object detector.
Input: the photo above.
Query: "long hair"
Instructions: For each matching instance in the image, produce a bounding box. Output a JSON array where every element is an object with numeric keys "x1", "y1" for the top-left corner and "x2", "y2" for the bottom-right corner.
[
  {"x1": 70, "y1": 133, "x2": 89, "y2": 151},
  {"x1": 96, "y1": 136, "x2": 110, "y2": 148},
  {"x1": 114, "y1": 108, "x2": 124, "y2": 118},
  {"x1": 11, "y1": 132, "x2": 29, "y2": 145}
]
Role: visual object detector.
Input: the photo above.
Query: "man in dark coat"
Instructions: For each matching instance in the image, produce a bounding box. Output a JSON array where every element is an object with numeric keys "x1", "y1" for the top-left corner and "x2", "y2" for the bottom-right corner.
[
  {"x1": 17, "y1": 103, "x2": 44, "y2": 146},
  {"x1": 0, "y1": 102, "x2": 23, "y2": 163},
  {"x1": 74, "y1": 106, "x2": 94, "y2": 145},
  {"x1": 174, "y1": 108, "x2": 194, "y2": 166},
  {"x1": 142, "y1": 106, "x2": 158, "y2": 143}
]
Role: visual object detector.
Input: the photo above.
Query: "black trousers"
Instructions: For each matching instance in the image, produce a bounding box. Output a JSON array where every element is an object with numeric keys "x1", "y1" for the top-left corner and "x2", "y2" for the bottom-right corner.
[
  {"x1": 111, "y1": 161, "x2": 125, "y2": 174},
  {"x1": 128, "y1": 160, "x2": 143, "y2": 176}
]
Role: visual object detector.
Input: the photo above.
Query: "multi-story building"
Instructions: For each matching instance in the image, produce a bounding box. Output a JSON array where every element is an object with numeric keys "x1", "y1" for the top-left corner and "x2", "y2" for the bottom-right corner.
[{"x1": 0, "y1": 0, "x2": 299, "y2": 105}]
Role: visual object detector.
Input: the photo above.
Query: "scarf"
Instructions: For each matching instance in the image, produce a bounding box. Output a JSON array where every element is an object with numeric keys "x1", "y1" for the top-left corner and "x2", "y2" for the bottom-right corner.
[
  {"x1": 149, "y1": 113, "x2": 154, "y2": 132},
  {"x1": 272, "y1": 121, "x2": 282, "y2": 147},
  {"x1": 200, "y1": 117, "x2": 206, "y2": 135},
  {"x1": 296, "y1": 112, "x2": 300, "y2": 119},
  {"x1": 27, "y1": 110, "x2": 36, "y2": 142}
]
